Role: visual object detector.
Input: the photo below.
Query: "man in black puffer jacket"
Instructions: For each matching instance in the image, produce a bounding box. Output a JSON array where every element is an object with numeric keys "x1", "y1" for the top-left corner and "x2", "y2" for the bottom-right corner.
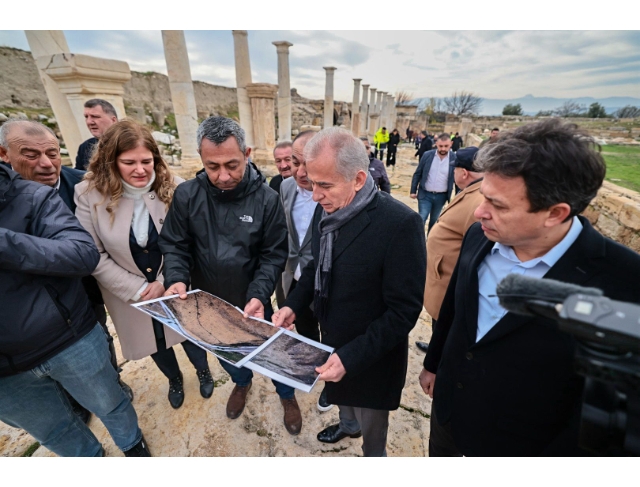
[
  {"x1": 159, "y1": 117, "x2": 301, "y2": 435},
  {"x1": 0, "y1": 165, "x2": 148, "y2": 457}
]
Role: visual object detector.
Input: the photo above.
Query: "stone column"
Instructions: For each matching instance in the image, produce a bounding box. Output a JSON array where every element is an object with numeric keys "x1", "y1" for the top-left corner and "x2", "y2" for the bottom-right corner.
[
  {"x1": 35, "y1": 53, "x2": 131, "y2": 163},
  {"x1": 272, "y1": 41, "x2": 293, "y2": 141},
  {"x1": 350, "y1": 79, "x2": 361, "y2": 136},
  {"x1": 359, "y1": 84, "x2": 369, "y2": 137},
  {"x1": 246, "y1": 83, "x2": 278, "y2": 165},
  {"x1": 368, "y1": 88, "x2": 377, "y2": 133},
  {"x1": 161, "y1": 30, "x2": 200, "y2": 169},
  {"x1": 232, "y1": 30, "x2": 255, "y2": 148},
  {"x1": 389, "y1": 96, "x2": 397, "y2": 129},
  {"x1": 368, "y1": 113, "x2": 380, "y2": 138},
  {"x1": 378, "y1": 92, "x2": 387, "y2": 129},
  {"x1": 25, "y1": 31, "x2": 84, "y2": 161},
  {"x1": 376, "y1": 91, "x2": 384, "y2": 116},
  {"x1": 323, "y1": 67, "x2": 336, "y2": 129}
]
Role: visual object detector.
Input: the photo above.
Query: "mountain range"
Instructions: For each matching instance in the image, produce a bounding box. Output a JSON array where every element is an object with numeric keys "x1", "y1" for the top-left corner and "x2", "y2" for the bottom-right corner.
[{"x1": 410, "y1": 95, "x2": 640, "y2": 116}]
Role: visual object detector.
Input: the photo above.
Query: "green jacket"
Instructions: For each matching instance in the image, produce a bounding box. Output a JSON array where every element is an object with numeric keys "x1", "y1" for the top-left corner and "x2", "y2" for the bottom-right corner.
[{"x1": 373, "y1": 128, "x2": 390, "y2": 149}]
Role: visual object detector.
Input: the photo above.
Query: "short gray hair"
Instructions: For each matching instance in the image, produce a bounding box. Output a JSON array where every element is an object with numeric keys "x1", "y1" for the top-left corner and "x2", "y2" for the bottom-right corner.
[
  {"x1": 303, "y1": 127, "x2": 369, "y2": 181},
  {"x1": 0, "y1": 120, "x2": 58, "y2": 148},
  {"x1": 196, "y1": 116, "x2": 246, "y2": 153},
  {"x1": 84, "y1": 98, "x2": 118, "y2": 118}
]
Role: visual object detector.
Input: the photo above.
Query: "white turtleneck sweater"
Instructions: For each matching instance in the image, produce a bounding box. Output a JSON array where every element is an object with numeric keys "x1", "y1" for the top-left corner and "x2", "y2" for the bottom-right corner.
[{"x1": 121, "y1": 171, "x2": 157, "y2": 300}]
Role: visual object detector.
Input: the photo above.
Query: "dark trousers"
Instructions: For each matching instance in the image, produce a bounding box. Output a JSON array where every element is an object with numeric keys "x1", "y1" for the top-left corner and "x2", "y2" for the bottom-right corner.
[
  {"x1": 386, "y1": 149, "x2": 397, "y2": 167},
  {"x1": 338, "y1": 405, "x2": 390, "y2": 457},
  {"x1": 150, "y1": 319, "x2": 208, "y2": 380},
  {"x1": 428, "y1": 400, "x2": 463, "y2": 457}
]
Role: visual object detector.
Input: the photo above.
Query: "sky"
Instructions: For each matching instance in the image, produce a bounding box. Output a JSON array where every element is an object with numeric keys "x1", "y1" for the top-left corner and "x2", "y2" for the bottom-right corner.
[{"x1": 2, "y1": 7, "x2": 638, "y2": 104}]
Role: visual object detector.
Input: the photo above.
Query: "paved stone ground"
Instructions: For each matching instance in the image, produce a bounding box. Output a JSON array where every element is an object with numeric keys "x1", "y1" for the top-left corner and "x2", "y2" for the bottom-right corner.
[{"x1": 1, "y1": 144, "x2": 434, "y2": 457}]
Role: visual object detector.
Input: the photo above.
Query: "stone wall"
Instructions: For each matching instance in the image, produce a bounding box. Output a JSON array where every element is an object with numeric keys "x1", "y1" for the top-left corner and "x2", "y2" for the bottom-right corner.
[{"x1": 584, "y1": 181, "x2": 640, "y2": 253}]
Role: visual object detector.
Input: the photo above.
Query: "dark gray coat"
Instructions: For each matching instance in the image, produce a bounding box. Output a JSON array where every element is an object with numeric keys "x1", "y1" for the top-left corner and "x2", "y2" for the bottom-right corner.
[
  {"x1": 0, "y1": 165, "x2": 99, "y2": 377},
  {"x1": 159, "y1": 164, "x2": 288, "y2": 309}
]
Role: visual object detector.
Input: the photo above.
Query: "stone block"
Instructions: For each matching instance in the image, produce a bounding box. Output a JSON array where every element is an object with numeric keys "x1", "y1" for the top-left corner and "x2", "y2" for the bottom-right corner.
[
  {"x1": 618, "y1": 203, "x2": 640, "y2": 232},
  {"x1": 595, "y1": 214, "x2": 623, "y2": 240},
  {"x1": 581, "y1": 206, "x2": 600, "y2": 225}
]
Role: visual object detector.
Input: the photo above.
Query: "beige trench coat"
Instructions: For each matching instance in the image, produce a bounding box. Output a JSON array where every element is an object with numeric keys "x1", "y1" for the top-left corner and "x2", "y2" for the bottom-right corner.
[{"x1": 74, "y1": 178, "x2": 185, "y2": 360}]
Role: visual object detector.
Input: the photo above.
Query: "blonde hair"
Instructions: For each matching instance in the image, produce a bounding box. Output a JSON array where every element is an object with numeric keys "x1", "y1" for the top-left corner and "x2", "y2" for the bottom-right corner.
[{"x1": 83, "y1": 119, "x2": 176, "y2": 222}]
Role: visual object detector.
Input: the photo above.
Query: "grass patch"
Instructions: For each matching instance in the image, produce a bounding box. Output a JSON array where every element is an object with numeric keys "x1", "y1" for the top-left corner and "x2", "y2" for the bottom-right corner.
[
  {"x1": 601, "y1": 145, "x2": 640, "y2": 193},
  {"x1": 21, "y1": 442, "x2": 40, "y2": 457}
]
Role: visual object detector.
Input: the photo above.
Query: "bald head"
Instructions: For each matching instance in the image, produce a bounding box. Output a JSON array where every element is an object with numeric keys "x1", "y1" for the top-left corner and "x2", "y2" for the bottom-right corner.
[{"x1": 0, "y1": 120, "x2": 61, "y2": 186}]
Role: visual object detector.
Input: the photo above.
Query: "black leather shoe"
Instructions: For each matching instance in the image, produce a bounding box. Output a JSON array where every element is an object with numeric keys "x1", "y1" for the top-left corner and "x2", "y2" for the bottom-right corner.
[
  {"x1": 415, "y1": 341, "x2": 429, "y2": 353},
  {"x1": 317, "y1": 387, "x2": 333, "y2": 412},
  {"x1": 168, "y1": 372, "x2": 184, "y2": 409},
  {"x1": 124, "y1": 435, "x2": 151, "y2": 457},
  {"x1": 196, "y1": 368, "x2": 214, "y2": 398},
  {"x1": 317, "y1": 424, "x2": 362, "y2": 444},
  {"x1": 119, "y1": 379, "x2": 134, "y2": 402}
]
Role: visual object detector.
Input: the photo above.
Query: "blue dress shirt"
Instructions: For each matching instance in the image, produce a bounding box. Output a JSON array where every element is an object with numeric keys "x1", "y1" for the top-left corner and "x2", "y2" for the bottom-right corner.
[{"x1": 475, "y1": 216, "x2": 583, "y2": 342}]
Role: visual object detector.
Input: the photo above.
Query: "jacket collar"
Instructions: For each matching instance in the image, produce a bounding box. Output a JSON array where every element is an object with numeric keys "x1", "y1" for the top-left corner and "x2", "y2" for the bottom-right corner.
[{"x1": 473, "y1": 216, "x2": 605, "y2": 347}]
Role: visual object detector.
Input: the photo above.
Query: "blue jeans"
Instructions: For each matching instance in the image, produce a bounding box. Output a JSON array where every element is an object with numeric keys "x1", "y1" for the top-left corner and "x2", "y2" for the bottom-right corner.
[
  {"x1": 417, "y1": 190, "x2": 448, "y2": 234},
  {"x1": 0, "y1": 324, "x2": 141, "y2": 457}
]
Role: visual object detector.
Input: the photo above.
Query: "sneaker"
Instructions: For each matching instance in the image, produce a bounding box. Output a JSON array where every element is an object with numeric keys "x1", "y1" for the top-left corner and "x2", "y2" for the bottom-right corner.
[
  {"x1": 168, "y1": 372, "x2": 184, "y2": 409},
  {"x1": 123, "y1": 435, "x2": 151, "y2": 457},
  {"x1": 196, "y1": 368, "x2": 214, "y2": 398},
  {"x1": 317, "y1": 387, "x2": 334, "y2": 412}
]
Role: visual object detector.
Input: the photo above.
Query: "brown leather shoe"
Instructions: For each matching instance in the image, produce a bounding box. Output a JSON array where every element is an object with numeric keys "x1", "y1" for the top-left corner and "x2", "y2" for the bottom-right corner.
[
  {"x1": 280, "y1": 397, "x2": 302, "y2": 435},
  {"x1": 226, "y1": 383, "x2": 252, "y2": 419}
]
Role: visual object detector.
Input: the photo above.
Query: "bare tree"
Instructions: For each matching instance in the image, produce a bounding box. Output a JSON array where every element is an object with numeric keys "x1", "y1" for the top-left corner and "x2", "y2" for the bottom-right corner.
[
  {"x1": 553, "y1": 100, "x2": 587, "y2": 117},
  {"x1": 395, "y1": 90, "x2": 414, "y2": 105},
  {"x1": 614, "y1": 105, "x2": 640, "y2": 118},
  {"x1": 443, "y1": 91, "x2": 483, "y2": 116}
]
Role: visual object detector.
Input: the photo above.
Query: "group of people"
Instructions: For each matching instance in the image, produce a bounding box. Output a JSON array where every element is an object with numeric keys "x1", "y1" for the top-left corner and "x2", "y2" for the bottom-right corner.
[{"x1": 1, "y1": 98, "x2": 638, "y2": 457}]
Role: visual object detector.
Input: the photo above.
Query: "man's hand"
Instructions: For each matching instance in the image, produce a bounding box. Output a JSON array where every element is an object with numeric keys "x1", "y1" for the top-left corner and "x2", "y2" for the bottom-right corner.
[
  {"x1": 164, "y1": 282, "x2": 188, "y2": 299},
  {"x1": 316, "y1": 353, "x2": 346, "y2": 382},
  {"x1": 243, "y1": 298, "x2": 264, "y2": 319},
  {"x1": 140, "y1": 281, "x2": 165, "y2": 300},
  {"x1": 419, "y1": 368, "x2": 436, "y2": 398},
  {"x1": 410, "y1": 193, "x2": 417, "y2": 199},
  {"x1": 272, "y1": 306, "x2": 296, "y2": 330}
]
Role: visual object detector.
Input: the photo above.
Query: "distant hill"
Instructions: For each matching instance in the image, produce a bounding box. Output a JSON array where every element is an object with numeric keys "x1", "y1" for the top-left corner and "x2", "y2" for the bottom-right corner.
[{"x1": 411, "y1": 94, "x2": 640, "y2": 116}]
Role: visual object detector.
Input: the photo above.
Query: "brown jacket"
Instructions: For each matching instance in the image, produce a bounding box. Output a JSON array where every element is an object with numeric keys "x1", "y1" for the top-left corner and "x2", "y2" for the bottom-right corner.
[
  {"x1": 424, "y1": 179, "x2": 483, "y2": 319},
  {"x1": 74, "y1": 178, "x2": 185, "y2": 360}
]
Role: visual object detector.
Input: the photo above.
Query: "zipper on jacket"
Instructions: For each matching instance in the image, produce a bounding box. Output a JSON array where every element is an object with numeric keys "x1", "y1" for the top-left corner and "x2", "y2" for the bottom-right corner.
[{"x1": 44, "y1": 283, "x2": 77, "y2": 336}]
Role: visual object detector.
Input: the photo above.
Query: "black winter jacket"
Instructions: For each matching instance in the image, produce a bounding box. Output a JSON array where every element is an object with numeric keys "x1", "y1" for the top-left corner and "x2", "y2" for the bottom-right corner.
[
  {"x1": 159, "y1": 163, "x2": 288, "y2": 309},
  {"x1": 0, "y1": 165, "x2": 100, "y2": 377}
]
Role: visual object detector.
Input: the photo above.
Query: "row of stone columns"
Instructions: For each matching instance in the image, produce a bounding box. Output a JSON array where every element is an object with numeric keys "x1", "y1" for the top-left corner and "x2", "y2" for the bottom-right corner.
[{"x1": 348, "y1": 78, "x2": 397, "y2": 138}]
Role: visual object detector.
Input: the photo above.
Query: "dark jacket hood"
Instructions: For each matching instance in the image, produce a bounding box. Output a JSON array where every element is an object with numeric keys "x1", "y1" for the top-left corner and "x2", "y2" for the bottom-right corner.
[{"x1": 196, "y1": 162, "x2": 264, "y2": 203}]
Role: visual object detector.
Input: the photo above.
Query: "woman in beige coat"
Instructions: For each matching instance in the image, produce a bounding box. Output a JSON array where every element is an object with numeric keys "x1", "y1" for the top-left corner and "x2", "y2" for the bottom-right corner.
[{"x1": 74, "y1": 120, "x2": 213, "y2": 409}]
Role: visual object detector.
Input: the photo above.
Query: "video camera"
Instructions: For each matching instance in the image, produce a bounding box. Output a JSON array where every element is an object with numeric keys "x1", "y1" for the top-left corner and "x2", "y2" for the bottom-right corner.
[{"x1": 496, "y1": 274, "x2": 640, "y2": 455}]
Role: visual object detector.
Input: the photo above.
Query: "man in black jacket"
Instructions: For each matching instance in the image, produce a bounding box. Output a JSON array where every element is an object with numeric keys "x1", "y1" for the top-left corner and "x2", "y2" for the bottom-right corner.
[
  {"x1": 0, "y1": 120, "x2": 132, "y2": 411},
  {"x1": 415, "y1": 130, "x2": 432, "y2": 159},
  {"x1": 159, "y1": 116, "x2": 301, "y2": 435},
  {"x1": 0, "y1": 165, "x2": 148, "y2": 456},
  {"x1": 273, "y1": 127, "x2": 426, "y2": 456},
  {"x1": 419, "y1": 119, "x2": 640, "y2": 456}
]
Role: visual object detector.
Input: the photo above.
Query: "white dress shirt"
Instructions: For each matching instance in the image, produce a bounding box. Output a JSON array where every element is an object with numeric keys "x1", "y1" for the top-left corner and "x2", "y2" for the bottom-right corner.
[
  {"x1": 425, "y1": 152, "x2": 450, "y2": 192},
  {"x1": 292, "y1": 186, "x2": 317, "y2": 280}
]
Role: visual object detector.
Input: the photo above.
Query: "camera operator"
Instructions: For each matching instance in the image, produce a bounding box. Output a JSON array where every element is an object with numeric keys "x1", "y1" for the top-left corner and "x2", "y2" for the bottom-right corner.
[{"x1": 418, "y1": 119, "x2": 640, "y2": 456}]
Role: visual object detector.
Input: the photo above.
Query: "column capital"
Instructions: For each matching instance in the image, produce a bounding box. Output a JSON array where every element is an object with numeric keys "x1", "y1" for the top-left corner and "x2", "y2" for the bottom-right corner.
[
  {"x1": 370, "y1": 87, "x2": 377, "y2": 92},
  {"x1": 272, "y1": 41, "x2": 293, "y2": 52},
  {"x1": 232, "y1": 30, "x2": 248, "y2": 37},
  {"x1": 246, "y1": 83, "x2": 279, "y2": 99},
  {"x1": 323, "y1": 66, "x2": 337, "y2": 72},
  {"x1": 362, "y1": 84, "x2": 370, "y2": 89},
  {"x1": 353, "y1": 78, "x2": 362, "y2": 83}
]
